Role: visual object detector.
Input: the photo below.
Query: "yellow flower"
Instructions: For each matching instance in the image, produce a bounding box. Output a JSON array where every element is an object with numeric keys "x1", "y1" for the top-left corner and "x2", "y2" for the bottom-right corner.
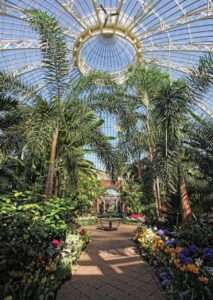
[
  {"x1": 198, "y1": 276, "x2": 209, "y2": 285},
  {"x1": 175, "y1": 247, "x2": 183, "y2": 254},
  {"x1": 185, "y1": 264, "x2": 199, "y2": 274},
  {"x1": 174, "y1": 259, "x2": 181, "y2": 269}
]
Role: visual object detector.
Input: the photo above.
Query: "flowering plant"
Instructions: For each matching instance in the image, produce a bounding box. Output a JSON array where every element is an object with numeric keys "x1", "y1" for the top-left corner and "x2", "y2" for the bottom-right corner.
[
  {"x1": 79, "y1": 228, "x2": 87, "y2": 236},
  {"x1": 126, "y1": 213, "x2": 146, "y2": 223},
  {"x1": 129, "y1": 213, "x2": 144, "y2": 219},
  {"x1": 135, "y1": 225, "x2": 213, "y2": 299},
  {"x1": 51, "y1": 239, "x2": 61, "y2": 249}
]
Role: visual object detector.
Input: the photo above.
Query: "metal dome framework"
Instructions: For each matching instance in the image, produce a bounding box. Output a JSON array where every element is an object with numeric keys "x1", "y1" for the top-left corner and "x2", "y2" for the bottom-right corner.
[{"x1": 0, "y1": 0, "x2": 213, "y2": 116}]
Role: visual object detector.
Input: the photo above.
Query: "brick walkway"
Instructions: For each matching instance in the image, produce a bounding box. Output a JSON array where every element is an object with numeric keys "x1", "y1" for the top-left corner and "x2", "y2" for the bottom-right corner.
[{"x1": 57, "y1": 224, "x2": 164, "y2": 300}]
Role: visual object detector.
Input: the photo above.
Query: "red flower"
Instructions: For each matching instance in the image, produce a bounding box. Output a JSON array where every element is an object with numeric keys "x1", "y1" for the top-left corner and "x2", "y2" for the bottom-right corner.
[
  {"x1": 80, "y1": 229, "x2": 87, "y2": 236},
  {"x1": 51, "y1": 239, "x2": 61, "y2": 249},
  {"x1": 129, "y1": 213, "x2": 144, "y2": 219}
]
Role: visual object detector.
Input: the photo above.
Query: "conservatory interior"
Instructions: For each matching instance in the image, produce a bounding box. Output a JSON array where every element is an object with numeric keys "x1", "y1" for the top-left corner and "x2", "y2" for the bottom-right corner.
[{"x1": 0, "y1": 0, "x2": 213, "y2": 300}]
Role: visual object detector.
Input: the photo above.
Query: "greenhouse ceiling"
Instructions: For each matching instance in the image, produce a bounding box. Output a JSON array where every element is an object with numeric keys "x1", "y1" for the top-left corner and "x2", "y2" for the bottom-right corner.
[{"x1": 0, "y1": 0, "x2": 213, "y2": 113}]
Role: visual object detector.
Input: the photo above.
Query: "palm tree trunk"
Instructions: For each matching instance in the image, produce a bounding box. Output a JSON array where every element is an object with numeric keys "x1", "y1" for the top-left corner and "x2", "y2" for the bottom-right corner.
[
  {"x1": 45, "y1": 127, "x2": 59, "y2": 198},
  {"x1": 149, "y1": 144, "x2": 161, "y2": 218},
  {"x1": 153, "y1": 181, "x2": 160, "y2": 218},
  {"x1": 156, "y1": 176, "x2": 161, "y2": 214},
  {"x1": 146, "y1": 115, "x2": 162, "y2": 218},
  {"x1": 179, "y1": 176, "x2": 192, "y2": 222},
  {"x1": 54, "y1": 172, "x2": 59, "y2": 197},
  {"x1": 137, "y1": 160, "x2": 143, "y2": 179}
]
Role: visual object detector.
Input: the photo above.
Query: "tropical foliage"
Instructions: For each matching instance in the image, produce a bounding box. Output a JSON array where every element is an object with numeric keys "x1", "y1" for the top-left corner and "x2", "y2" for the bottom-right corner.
[
  {"x1": 0, "y1": 10, "x2": 113, "y2": 300},
  {"x1": 0, "y1": 191, "x2": 89, "y2": 300},
  {"x1": 0, "y1": 7, "x2": 212, "y2": 300},
  {"x1": 91, "y1": 54, "x2": 213, "y2": 224},
  {"x1": 0, "y1": 10, "x2": 114, "y2": 199},
  {"x1": 135, "y1": 223, "x2": 213, "y2": 300}
]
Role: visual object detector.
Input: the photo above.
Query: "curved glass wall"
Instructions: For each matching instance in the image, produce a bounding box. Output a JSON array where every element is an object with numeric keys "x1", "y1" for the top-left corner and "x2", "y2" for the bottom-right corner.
[{"x1": 0, "y1": 0, "x2": 213, "y2": 168}]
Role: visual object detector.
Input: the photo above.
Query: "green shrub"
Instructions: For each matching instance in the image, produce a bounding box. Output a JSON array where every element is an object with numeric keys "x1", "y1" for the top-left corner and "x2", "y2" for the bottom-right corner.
[
  {"x1": 77, "y1": 216, "x2": 97, "y2": 226},
  {"x1": 0, "y1": 192, "x2": 88, "y2": 300}
]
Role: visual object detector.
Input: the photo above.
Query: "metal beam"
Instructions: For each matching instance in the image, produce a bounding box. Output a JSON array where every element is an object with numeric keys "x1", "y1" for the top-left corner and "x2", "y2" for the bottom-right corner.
[
  {"x1": 73, "y1": 25, "x2": 143, "y2": 72},
  {"x1": 17, "y1": 67, "x2": 42, "y2": 78},
  {"x1": 145, "y1": 44, "x2": 213, "y2": 53},
  {"x1": 91, "y1": 0, "x2": 102, "y2": 27},
  {"x1": 0, "y1": 10, "x2": 24, "y2": 21},
  {"x1": 145, "y1": 58, "x2": 190, "y2": 74},
  {"x1": 136, "y1": 5, "x2": 213, "y2": 40},
  {"x1": 114, "y1": 0, "x2": 125, "y2": 31},
  {"x1": 13, "y1": 63, "x2": 41, "y2": 77},
  {"x1": 1, "y1": 2, "x2": 78, "y2": 40},
  {"x1": 0, "y1": 8, "x2": 77, "y2": 41},
  {"x1": 0, "y1": 39, "x2": 40, "y2": 50},
  {"x1": 126, "y1": 0, "x2": 159, "y2": 33},
  {"x1": 0, "y1": 1, "x2": 25, "y2": 17},
  {"x1": 55, "y1": 0, "x2": 87, "y2": 30},
  {"x1": 0, "y1": 0, "x2": 6, "y2": 12}
]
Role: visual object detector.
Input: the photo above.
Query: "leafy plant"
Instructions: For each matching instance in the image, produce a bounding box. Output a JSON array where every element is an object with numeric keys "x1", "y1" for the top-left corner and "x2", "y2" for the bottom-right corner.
[{"x1": 0, "y1": 192, "x2": 88, "y2": 300}]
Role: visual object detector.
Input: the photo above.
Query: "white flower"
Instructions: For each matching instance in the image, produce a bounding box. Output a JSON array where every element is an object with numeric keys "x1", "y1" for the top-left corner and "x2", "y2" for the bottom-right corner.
[{"x1": 195, "y1": 258, "x2": 203, "y2": 267}]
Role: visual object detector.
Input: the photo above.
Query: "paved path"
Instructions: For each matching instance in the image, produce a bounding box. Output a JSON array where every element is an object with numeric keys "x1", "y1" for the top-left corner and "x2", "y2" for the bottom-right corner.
[{"x1": 57, "y1": 225, "x2": 164, "y2": 300}]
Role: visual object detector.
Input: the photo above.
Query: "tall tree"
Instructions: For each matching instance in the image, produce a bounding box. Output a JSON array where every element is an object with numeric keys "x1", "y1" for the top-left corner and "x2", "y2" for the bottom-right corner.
[
  {"x1": 25, "y1": 10, "x2": 69, "y2": 197},
  {"x1": 153, "y1": 80, "x2": 193, "y2": 222},
  {"x1": 93, "y1": 65, "x2": 170, "y2": 217},
  {"x1": 0, "y1": 11, "x2": 116, "y2": 198}
]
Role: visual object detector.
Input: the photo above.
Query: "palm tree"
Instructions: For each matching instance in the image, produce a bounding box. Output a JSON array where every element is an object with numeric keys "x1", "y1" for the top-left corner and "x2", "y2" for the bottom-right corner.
[
  {"x1": 94, "y1": 65, "x2": 170, "y2": 217},
  {"x1": 188, "y1": 52, "x2": 213, "y2": 118},
  {"x1": 84, "y1": 58, "x2": 212, "y2": 222},
  {"x1": 189, "y1": 53, "x2": 213, "y2": 95},
  {"x1": 0, "y1": 72, "x2": 23, "y2": 153},
  {"x1": 185, "y1": 118, "x2": 213, "y2": 212},
  {"x1": 123, "y1": 66, "x2": 171, "y2": 217},
  {"x1": 24, "y1": 10, "x2": 69, "y2": 197},
  {"x1": 153, "y1": 79, "x2": 193, "y2": 222},
  {"x1": 0, "y1": 10, "x2": 115, "y2": 198},
  {"x1": 0, "y1": 97, "x2": 18, "y2": 130}
]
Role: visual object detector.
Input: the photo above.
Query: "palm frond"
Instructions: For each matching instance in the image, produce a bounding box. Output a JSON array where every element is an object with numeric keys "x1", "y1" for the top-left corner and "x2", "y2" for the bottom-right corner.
[
  {"x1": 25, "y1": 9, "x2": 69, "y2": 99},
  {"x1": 189, "y1": 52, "x2": 213, "y2": 97},
  {"x1": 0, "y1": 71, "x2": 38, "y2": 104}
]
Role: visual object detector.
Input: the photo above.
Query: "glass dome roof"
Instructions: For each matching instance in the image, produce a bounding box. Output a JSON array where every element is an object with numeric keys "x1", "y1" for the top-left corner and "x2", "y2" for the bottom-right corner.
[
  {"x1": 79, "y1": 34, "x2": 136, "y2": 74},
  {"x1": 0, "y1": 0, "x2": 212, "y2": 115}
]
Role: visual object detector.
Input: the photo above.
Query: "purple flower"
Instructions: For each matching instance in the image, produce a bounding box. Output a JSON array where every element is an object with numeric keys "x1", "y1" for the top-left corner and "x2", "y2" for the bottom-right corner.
[
  {"x1": 179, "y1": 255, "x2": 193, "y2": 265},
  {"x1": 161, "y1": 279, "x2": 171, "y2": 288},
  {"x1": 164, "y1": 229, "x2": 171, "y2": 236},
  {"x1": 159, "y1": 272, "x2": 170, "y2": 281},
  {"x1": 180, "y1": 248, "x2": 191, "y2": 257},
  {"x1": 203, "y1": 248, "x2": 213, "y2": 260},
  {"x1": 157, "y1": 229, "x2": 165, "y2": 237},
  {"x1": 180, "y1": 257, "x2": 193, "y2": 265},
  {"x1": 165, "y1": 239, "x2": 176, "y2": 247},
  {"x1": 188, "y1": 244, "x2": 198, "y2": 255}
]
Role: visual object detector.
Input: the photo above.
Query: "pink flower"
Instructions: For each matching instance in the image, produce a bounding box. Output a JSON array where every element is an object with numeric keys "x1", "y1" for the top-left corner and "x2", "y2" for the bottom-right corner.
[
  {"x1": 129, "y1": 213, "x2": 144, "y2": 219},
  {"x1": 51, "y1": 239, "x2": 61, "y2": 249}
]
